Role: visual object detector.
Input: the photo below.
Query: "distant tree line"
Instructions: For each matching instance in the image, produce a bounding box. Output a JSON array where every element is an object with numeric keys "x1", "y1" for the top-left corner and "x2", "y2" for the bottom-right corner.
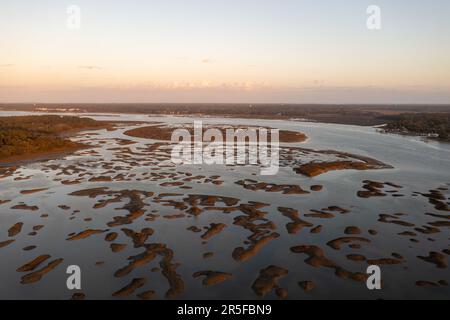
[{"x1": 380, "y1": 113, "x2": 450, "y2": 141}]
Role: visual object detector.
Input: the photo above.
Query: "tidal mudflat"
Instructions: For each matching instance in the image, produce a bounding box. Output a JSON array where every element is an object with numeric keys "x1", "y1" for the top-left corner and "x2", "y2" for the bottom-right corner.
[{"x1": 0, "y1": 111, "x2": 449, "y2": 300}]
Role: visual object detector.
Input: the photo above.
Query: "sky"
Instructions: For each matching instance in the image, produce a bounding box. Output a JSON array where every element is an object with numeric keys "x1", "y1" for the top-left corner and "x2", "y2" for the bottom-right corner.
[{"x1": 0, "y1": 0, "x2": 449, "y2": 104}]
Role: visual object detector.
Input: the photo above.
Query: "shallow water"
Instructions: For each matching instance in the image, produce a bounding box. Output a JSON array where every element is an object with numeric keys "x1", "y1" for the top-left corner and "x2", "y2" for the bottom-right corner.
[{"x1": 0, "y1": 111, "x2": 449, "y2": 300}]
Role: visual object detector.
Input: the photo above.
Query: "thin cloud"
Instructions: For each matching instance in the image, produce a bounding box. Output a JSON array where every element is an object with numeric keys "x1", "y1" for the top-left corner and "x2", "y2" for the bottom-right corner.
[
  {"x1": 78, "y1": 65, "x2": 102, "y2": 70},
  {"x1": 0, "y1": 64, "x2": 14, "y2": 68}
]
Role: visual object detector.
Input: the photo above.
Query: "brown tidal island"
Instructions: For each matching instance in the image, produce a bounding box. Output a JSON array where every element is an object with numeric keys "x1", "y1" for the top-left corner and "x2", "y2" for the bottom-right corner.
[
  {"x1": 0, "y1": 115, "x2": 115, "y2": 164},
  {"x1": 124, "y1": 124, "x2": 307, "y2": 143}
]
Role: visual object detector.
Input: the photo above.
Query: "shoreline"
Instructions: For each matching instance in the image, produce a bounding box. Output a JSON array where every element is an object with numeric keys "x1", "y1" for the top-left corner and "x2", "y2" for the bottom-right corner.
[
  {"x1": 2, "y1": 104, "x2": 449, "y2": 127},
  {"x1": 378, "y1": 128, "x2": 450, "y2": 143},
  {"x1": 0, "y1": 144, "x2": 89, "y2": 167},
  {"x1": 0, "y1": 115, "x2": 118, "y2": 166},
  {"x1": 0, "y1": 112, "x2": 447, "y2": 168}
]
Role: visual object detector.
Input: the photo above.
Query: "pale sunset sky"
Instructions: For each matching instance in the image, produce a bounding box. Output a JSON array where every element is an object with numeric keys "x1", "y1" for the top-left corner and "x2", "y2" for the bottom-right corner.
[{"x1": 0, "y1": 0, "x2": 449, "y2": 103}]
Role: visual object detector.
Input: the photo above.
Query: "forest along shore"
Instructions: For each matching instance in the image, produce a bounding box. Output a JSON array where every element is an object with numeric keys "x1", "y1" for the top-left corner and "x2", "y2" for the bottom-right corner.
[
  {"x1": 2, "y1": 104, "x2": 450, "y2": 126},
  {"x1": 0, "y1": 115, "x2": 123, "y2": 164},
  {"x1": 379, "y1": 113, "x2": 450, "y2": 142}
]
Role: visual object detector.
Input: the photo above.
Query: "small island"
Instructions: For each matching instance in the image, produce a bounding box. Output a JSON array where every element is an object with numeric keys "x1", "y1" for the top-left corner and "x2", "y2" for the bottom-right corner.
[{"x1": 124, "y1": 124, "x2": 307, "y2": 143}]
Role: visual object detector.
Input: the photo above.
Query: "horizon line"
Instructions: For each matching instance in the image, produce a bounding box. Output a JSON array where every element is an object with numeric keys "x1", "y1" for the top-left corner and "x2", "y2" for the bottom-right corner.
[{"x1": 1, "y1": 102, "x2": 450, "y2": 106}]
